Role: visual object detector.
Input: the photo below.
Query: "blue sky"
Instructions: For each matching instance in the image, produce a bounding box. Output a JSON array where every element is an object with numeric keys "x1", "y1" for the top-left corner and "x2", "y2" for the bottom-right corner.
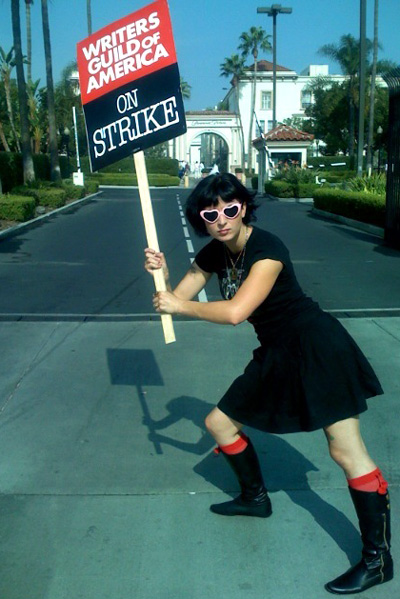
[{"x1": 1, "y1": 0, "x2": 399, "y2": 111}]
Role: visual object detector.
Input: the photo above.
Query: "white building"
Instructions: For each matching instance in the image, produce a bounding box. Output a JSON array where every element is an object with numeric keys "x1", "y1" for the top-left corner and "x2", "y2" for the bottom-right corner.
[
  {"x1": 226, "y1": 62, "x2": 345, "y2": 135},
  {"x1": 170, "y1": 62, "x2": 353, "y2": 173},
  {"x1": 222, "y1": 60, "x2": 387, "y2": 170}
]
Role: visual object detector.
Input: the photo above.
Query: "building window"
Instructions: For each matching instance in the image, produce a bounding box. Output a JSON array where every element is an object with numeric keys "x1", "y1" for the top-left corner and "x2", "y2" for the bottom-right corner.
[
  {"x1": 261, "y1": 91, "x2": 272, "y2": 110},
  {"x1": 257, "y1": 120, "x2": 265, "y2": 136},
  {"x1": 301, "y1": 90, "x2": 312, "y2": 109},
  {"x1": 267, "y1": 120, "x2": 274, "y2": 131}
]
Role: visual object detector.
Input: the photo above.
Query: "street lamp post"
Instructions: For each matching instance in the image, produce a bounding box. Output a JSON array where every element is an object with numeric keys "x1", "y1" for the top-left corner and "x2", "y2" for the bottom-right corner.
[
  {"x1": 257, "y1": 4, "x2": 292, "y2": 130},
  {"x1": 357, "y1": 0, "x2": 367, "y2": 177},
  {"x1": 377, "y1": 125, "x2": 383, "y2": 173}
]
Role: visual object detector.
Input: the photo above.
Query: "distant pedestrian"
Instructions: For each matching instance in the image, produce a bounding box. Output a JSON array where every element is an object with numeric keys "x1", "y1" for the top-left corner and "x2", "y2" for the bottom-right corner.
[
  {"x1": 209, "y1": 161, "x2": 219, "y2": 175},
  {"x1": 144, "y1": 173, "x2": 393, "y2": 595}
]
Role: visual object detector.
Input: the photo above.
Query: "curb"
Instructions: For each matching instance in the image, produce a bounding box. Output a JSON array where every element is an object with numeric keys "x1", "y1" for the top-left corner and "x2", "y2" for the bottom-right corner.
[
  {"x1": 99, "y1": 185, "x2": 184, "y2": 189},
  {"x1": 0, "y1": 192, "x2": 101, "y2": 241},
  {"x1": 260, "y1": 194, "x2": 385, "y2": 239},
  {"x1": 311, "y1": 207, "x2": 384, "y2": 238}
]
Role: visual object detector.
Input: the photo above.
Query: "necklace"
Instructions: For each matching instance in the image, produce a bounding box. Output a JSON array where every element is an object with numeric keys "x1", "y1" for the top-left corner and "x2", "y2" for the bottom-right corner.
[{"x1": 223, "y1": 227, "x2": 249, "y2": 299}]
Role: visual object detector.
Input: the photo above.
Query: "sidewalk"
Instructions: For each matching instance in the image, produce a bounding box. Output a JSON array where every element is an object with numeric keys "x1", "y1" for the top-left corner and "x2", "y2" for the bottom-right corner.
[{"x1": 0, "y1": 316, "x2": 398, "y2": 598}]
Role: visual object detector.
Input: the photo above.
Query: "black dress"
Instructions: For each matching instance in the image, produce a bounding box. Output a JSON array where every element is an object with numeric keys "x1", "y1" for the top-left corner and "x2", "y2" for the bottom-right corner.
[{"x1": 195, "y1": 226, "x2": 383, "y2": 433}]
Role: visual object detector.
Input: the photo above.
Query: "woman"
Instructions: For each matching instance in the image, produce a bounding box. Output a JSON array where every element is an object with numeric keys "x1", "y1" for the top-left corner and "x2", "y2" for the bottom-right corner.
[{"x1": 144, "y1": 173, "x2": 393, "y2": 594}]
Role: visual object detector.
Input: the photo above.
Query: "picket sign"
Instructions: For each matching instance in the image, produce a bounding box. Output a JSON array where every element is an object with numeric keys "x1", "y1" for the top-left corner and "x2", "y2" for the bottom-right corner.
[
  {"x1": 77, "y1": 0, "x2": 186, "y2": 344},
  {"x1": 134, "y1": 150, "x2": 176, "y2": 344}
]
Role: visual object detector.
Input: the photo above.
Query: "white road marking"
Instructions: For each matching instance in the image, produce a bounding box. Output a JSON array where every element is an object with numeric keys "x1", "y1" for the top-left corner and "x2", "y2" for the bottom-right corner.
[{"x1": 176, "y1": 194, "x2": 208, "y2": 303}]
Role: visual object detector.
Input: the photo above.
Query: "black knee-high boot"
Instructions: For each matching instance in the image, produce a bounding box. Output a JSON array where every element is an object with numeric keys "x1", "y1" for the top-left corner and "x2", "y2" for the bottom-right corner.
[
  {"x1": 325, "y1": 488, "x2": 393, "y2": 594},
  {"x1": 210, "y1": 438, "x2": 272, "y2": 518}
]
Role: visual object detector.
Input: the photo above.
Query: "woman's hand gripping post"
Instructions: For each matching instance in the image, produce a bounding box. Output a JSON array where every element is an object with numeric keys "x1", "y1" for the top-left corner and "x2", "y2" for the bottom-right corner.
[{"x1": 144, "y1": 248, "x2": 182, "y2": 315}]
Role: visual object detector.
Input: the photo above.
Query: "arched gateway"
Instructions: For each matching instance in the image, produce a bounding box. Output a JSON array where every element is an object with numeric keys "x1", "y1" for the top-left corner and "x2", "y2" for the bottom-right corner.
[{"x1": 167, "y1": 111, "x2": 243, "y2": 173}]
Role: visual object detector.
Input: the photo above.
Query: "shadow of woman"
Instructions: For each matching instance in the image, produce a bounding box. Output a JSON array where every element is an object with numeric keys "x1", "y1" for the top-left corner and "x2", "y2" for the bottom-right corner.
[{"x1": 145, "y1": 395, "x2": 360, "y2": 563}]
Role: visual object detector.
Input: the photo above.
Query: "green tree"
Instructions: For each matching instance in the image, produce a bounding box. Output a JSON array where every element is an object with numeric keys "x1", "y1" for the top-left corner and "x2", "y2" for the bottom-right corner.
[
  {"x1": 319, "y1": 34, "x2": 373, "y2": 160},
  {"x1": 304, "y1": 78, "x2": 349, "y2": 155},
  {"x1": 0, "y1": 46, "x2": 20, "y2": 151},
  {"x1": 10, "y1": 0, "x2": 35, "y2": 183},
  {"x1": 220, "y1": 54, "x2": 246, "y2": 171},
  {"x1": 55, "y1": 61, "x2": 88, "y2": 160},
  {"x1": 180, "y1": 77, "x2": 191, "y2": 100},
  {"x1": 27, "y1": 78, "x2": 44, "y2": 153},
  {"x1": 0, "y1": 77, "x2": 11, "y2": 151},
  {"x1": 238, "y1": 26, "x2": 271, "y2": 171},
  {"x1": 41, "y1": 0, "x2": 61, "y2": 181}
]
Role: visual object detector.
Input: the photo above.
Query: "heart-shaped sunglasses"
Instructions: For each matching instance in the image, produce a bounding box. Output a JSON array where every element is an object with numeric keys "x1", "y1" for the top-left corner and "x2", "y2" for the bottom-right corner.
[{"x1": 199, "y1": 201, "x2": 242, "y2": 224}]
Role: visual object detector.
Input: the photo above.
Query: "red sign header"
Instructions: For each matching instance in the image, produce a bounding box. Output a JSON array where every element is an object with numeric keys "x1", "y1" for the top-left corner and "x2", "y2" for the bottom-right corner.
[{"x1": 77, "y1": 0, "x2": 177, "y2": 104}]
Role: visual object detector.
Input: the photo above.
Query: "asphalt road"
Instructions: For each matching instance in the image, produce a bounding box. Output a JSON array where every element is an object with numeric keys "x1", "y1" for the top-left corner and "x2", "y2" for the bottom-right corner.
[
  {"x1": 1, "y1": 187, "x2": 399, "y2": 599},
  {"x1": 0, "y1": 187, "x2": 399, "y2": 319}
]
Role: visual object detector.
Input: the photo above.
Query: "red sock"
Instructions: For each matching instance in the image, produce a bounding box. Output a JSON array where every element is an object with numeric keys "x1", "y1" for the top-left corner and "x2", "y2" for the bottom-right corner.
[
  {"x1": 213, "y1": 432, "x2": 249, "y2": 455},
  {"x1": 348, "y1": 468, "x2": 388, "y2": 495}
]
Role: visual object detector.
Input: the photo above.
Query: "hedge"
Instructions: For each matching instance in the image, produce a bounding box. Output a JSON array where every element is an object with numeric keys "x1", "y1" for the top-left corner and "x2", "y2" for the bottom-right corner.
[
  {"x1": 313, "y1": 188, "x2": 386, "y2": 227},
  {"x1": 264, "y1": 180, "x2": 295, "y2": 198},
  {"x1": 263, "y1": 180, "x2": 318, "y2": 199},
  {"x1": 81, "y1": 155, "x2": 179, "y2": 176},
  {"x1": 0, "y1": 195, "x2": 36, "y2": 221},
  {"x1": 35, "y1": 188, "x2": 67, "y2": 208},
  {"x1": 10, "y1": 185, "x2": 67, "y2": 208},
  {"x1": 0, "y1": 152, "x2": 72, "y2": 193},
  {"x1": 297, "y1": 183, "x2": 318, "y2": 198},
  {"x1": 87, "y1": 173, "x2": 180, "y2": 187}
]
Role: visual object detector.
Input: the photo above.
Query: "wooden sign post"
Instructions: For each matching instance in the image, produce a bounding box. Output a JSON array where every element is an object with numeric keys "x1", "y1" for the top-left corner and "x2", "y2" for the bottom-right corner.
[
  {"x1": 77, "y1": 0, "x2": 186, "y2": 344},
  {"x1": 134, "y1": 150, "x2": 175, "y2": 343}
]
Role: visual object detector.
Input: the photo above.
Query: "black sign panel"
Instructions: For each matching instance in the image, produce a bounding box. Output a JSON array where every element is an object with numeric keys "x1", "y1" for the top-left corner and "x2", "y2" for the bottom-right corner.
[{"x1": 83, "y1": 63, "x2": 185, "y2": 171}]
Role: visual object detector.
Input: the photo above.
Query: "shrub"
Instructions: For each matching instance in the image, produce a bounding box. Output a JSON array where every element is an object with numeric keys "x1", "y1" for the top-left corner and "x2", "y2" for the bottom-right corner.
[
  {"x1": 87, "y1": 172, "x2": 179, "y2": 186},
  {"x1": 264, "y1": 180, "x2": 295, "y2": 198},
  {"x1": 313, "y1": 188, "x2": 386, "y2": 227},
  {"x1": 61, "y1": 181, "x2": 86, "y2": 200},
  {"x1": 296, "y1": 183, "x2": 318, "y2": 198},
  {"x1": 88, "y1": 155, "x2": 179, "y2": 176},
  {"x1": 346, "y1": 173, "x2": 386, "y2": 195},
  {"x1": 84, "y1": 179, "x2": 99, "y2": 194},
  {"x1": 36, "y1": 188, "x2": 67, "y2": 208},
  {"x1": 10, "y1": 185, "x2": 40, "y2": 204},
  {"x1": 273, "y1": 166, "x2": 316, "y2": 185},
  {"x1": 0, "y1": 195, "x2": 36, "y2": 221}
]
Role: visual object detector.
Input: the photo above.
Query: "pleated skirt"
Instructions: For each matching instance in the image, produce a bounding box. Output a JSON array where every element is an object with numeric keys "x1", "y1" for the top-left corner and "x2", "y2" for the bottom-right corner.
[{"x1": 218, "y1": 311, "x2": 383, "y2": 433}]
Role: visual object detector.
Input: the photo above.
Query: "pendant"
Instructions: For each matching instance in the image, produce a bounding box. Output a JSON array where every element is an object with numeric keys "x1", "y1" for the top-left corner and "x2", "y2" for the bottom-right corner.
[{"x1": 230, "y1": 267, "x2": 237, "y2": 281}]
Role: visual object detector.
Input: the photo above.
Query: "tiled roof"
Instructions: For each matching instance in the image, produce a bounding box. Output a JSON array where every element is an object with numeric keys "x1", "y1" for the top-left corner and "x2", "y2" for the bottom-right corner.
[
  {"x1": 264, "y1": 124, "x2": 314, "y2": 142},
  {"x1": 247, "y1": 60, "x2": 293, "y2": 72}
]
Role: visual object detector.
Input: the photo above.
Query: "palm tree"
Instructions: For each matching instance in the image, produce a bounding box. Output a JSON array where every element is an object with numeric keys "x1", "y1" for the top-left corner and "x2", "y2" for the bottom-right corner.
[
  {"x1": 0, "y1": 121, "x2": 10, "y2": 152},
  {"x1": 87, "y1": 0, "x2": 92, "y2": 35},
  {"x1": 27, "y1": 79, "x2": 44, "y2": 153},
  {"x1": 25, "y1": 0, "x2": 34, "y2": 82},
  {"x1": 10, "y1": 1, "x2": 35, "y2": 183},
  {"x1": 319, "y1": 34, "x2": 373, "y2": 161},
  {"x1": 220, "y1": 54, "x2": 246, "y2": 172},
  {"x1": 41, "y1": 0, "x2": 61, "y2": 181},
  {"x1": 366, "y1": 0, "x2": 379, "y2": 175},
  {"x1": 0, "y1": 46, "x2": 21, "y2": 151},
  {"x1": 238, "y1": 26, "x2": 271, "y2": 171},
  {"x1": 180, "y1": 77, "x2": 191, "y2": 100}
]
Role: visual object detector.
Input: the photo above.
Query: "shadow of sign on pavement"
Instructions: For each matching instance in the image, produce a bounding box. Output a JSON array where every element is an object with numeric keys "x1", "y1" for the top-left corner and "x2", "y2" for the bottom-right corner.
[{"x1": 107, "y1": 348, "x2": 164, "y2": 454}]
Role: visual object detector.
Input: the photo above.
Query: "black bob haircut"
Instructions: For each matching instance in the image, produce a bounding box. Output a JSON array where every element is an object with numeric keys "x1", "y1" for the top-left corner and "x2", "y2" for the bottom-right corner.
[{"x1": 185, "y1": 173, "x2": 259, "y2": 237}]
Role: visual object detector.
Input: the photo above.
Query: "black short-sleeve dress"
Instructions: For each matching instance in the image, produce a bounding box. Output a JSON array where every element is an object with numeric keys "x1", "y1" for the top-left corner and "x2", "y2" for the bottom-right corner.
[{"x1": 195, "y1": 226, "x2": 383, "y2": 433}]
